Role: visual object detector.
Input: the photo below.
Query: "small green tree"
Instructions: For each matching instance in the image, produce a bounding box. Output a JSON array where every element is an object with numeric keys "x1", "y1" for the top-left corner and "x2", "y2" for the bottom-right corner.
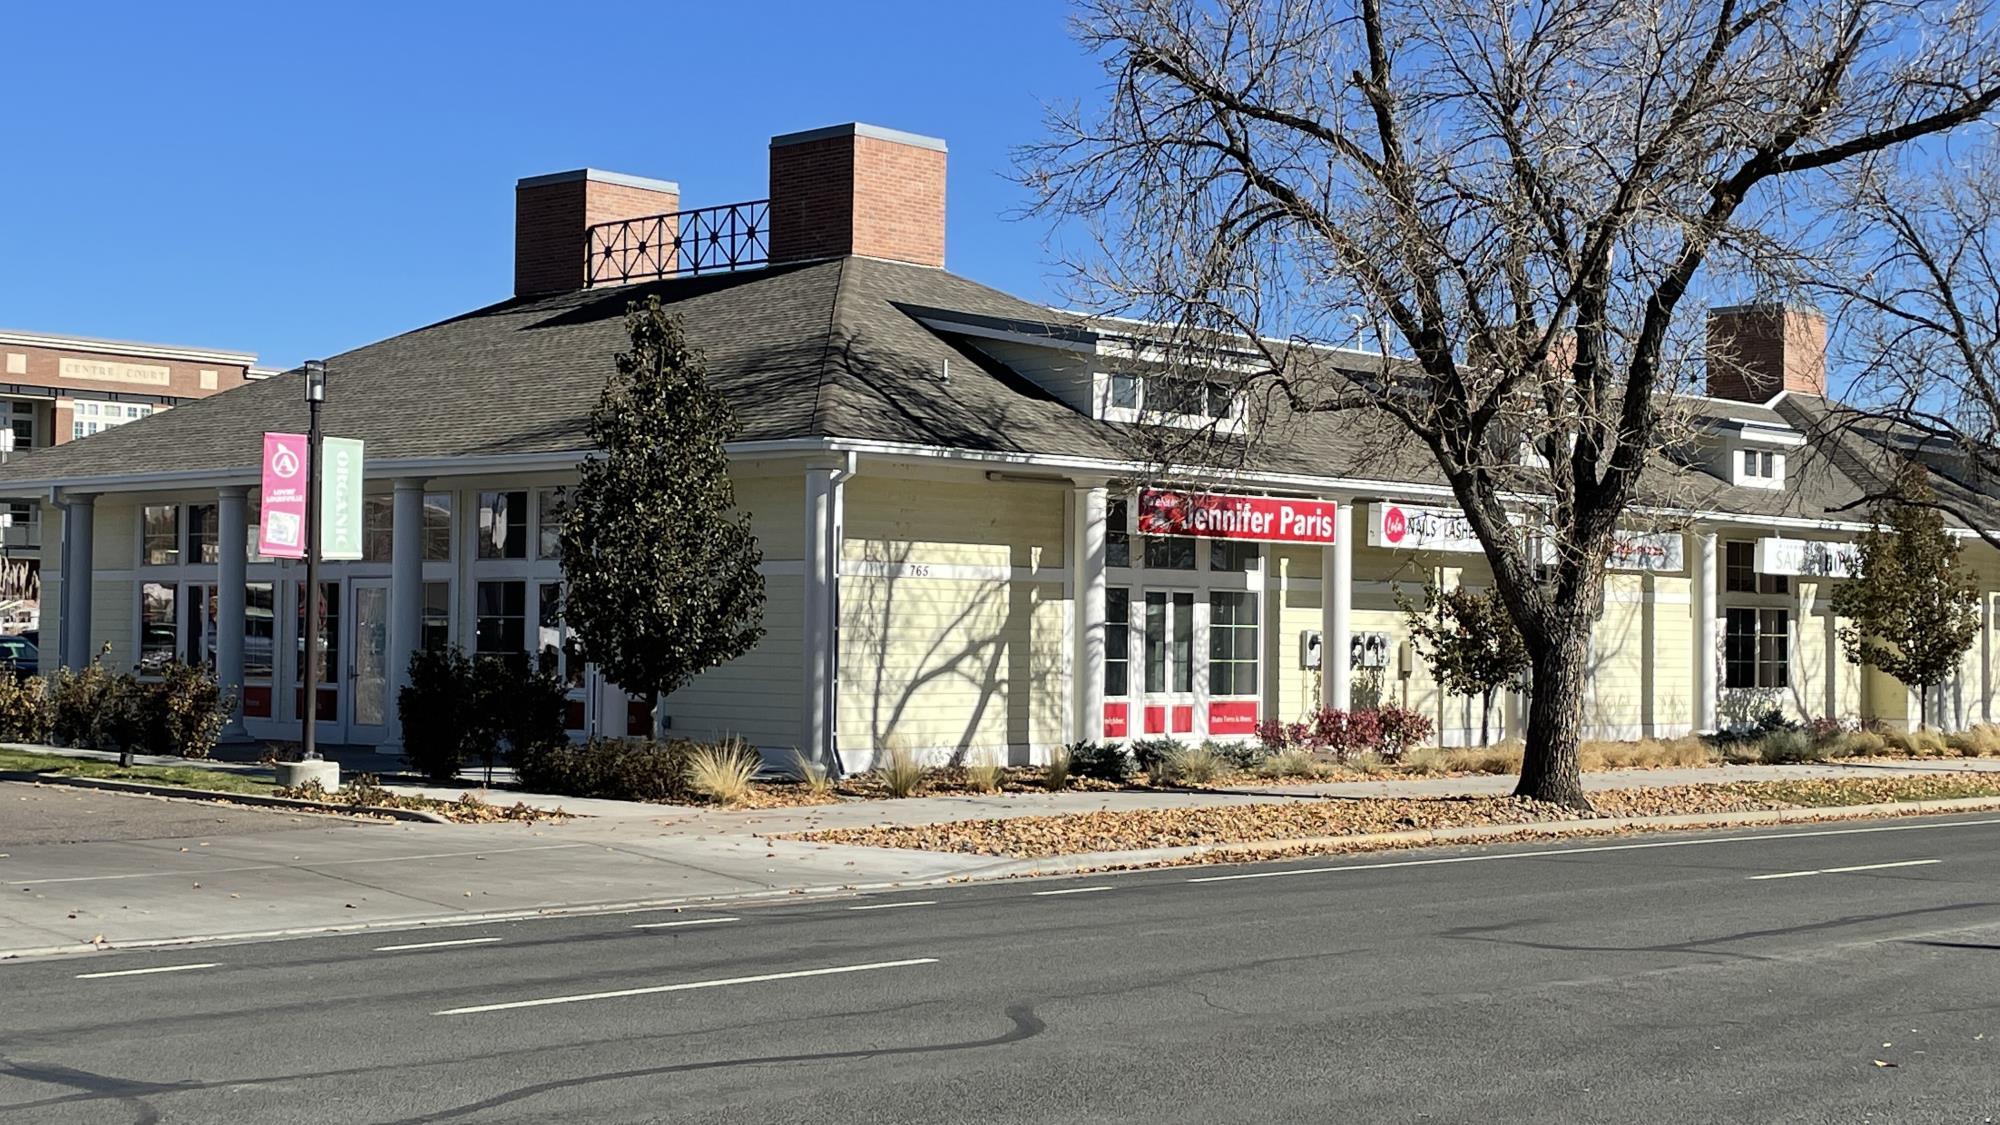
[
  {"x1": 1831, "y1": 465, "x2": 1981, "y2": 729},
  {"x1": 1399, "y1": 582, "x2": 1530, "y2": 746},
  {"x1": 560, "y1": 297, "x2": 765, "y2": 725}
]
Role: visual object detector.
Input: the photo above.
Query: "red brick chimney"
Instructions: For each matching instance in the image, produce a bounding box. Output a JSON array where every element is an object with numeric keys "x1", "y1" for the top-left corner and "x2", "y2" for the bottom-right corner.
[
  {"x1": 514, "y1": 169, "x2": 680, "y2": 297},
  {"x1": 768, "y1": 123, "x2": 946, "y2": 268},
  {"x1": 1706, "y1": 304, "x2": 1827, "y2": 402}
]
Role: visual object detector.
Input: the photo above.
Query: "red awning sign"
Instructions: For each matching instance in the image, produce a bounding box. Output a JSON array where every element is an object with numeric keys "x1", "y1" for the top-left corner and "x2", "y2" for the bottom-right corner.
[{"x1": 1137, "y1": 489, "x2": 1339, "y2": 544}]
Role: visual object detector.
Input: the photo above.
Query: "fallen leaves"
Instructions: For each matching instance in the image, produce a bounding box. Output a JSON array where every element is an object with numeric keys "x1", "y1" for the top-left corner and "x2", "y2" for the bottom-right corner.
[{"x1": 787, "y1": 774, "x2": 2000, "y2": 858}]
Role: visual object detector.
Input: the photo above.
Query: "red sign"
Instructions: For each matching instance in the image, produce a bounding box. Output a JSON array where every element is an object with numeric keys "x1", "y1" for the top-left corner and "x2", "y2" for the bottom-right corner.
[
  {"x1": 1208, "y1": 701, "x2": 1259, "y2": 735},
  {"x1": 1103, "y1": 702, "x2": 1129, "y2": 739},
  {"x1": 1137, "y1": 489, "x2": 1339, "y2": 544},
  {"x1": 257, "y1": 432, "x2": 309, "y2": 559}
]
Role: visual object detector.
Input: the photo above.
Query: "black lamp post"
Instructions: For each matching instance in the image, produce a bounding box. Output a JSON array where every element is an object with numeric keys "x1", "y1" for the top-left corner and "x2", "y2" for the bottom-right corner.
[{"x1": 301, "y1": 360, "x2": 326, "y2": 762}]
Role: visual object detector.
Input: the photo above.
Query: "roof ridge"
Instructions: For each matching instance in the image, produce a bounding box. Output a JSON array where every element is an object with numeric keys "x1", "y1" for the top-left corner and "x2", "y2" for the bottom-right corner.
[{"x1": 806, "y1": 257, "x2": 851, "y2": 437}]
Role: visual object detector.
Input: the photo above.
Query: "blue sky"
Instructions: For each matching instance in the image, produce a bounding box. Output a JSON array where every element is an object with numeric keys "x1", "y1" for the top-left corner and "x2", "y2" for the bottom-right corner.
[{"x1": 0, "y1": 0, "x2": 1094, "y2": 369}]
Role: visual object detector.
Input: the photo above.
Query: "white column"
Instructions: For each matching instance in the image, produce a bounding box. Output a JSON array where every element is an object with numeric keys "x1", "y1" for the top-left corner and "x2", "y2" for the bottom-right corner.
[
  {"x1": 1321, "y1": 501, "x2": 1353, "y2": 712},
  {"x1": 382, "y1": 478, "x2": 427, "y2": 755},
  {"x1": 1071, "y1": 485, "x2": 1107, "y2": 743},
  {"x1": 1692, "y1": 529, "x2": 1718, "y2": 733},
  {"x1": 63, "y1": 494, "x2": 95, "y2": 672},
  {"x1": 802, "y1": 467, "x2": 843, "y2": 772},
  {"x1": 216, "y1": 486, "x2": 249, "y2": 740}
]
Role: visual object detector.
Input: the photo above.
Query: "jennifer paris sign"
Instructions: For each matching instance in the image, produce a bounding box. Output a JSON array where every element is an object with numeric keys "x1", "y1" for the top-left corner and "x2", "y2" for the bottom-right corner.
[{"x1": 1137, "y1": 490, "x2": 1339, "y2": 545}]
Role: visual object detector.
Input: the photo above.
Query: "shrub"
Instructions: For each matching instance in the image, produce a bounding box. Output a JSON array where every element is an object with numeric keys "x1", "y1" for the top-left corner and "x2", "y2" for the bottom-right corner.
[
  {"x1": 1206, "y1": 739, "x2": 1264, "y2": 770},
  {"x1": 1837, "y1": 729, "x2": 1890, "y2": 757},
  {"x1": 515, "y1": 736, "x2": 696, "y2": 802},
  {"x1": 1756, "y1": 729, "x2": 1819, "y2": 764},
  {"x1": 91, "y1": 672, "x2": 150, "y2": 758},
  {"x1": 1804, "y1": 717, "x2": 1847, "y2": 746},
  {"x1": 963, "y1": 750, "x2": 1002, "y2": 793},
  {"x1": 1254, "y1": 718, "x2": 1289, "y2": 756},
  {"x1": 1066, "y1": 739, "x2": 1132, "y2": 782},
  {"x1": 1129, "y1": 737, "x2": 1188, "y2": 773},
  {"x1": 0, "y1": 673, "x2": 47, "y2": 744},
  {"x1": 486, "y1": 653, "x2": 571, "y2": 771},
  {"x1": 143, "y1": 661, "x2": 229, "y2": 759},
  {"x1": 790, "y1": 747, "x2": 834, "y2": 795},
  {"x1": 1043, "y1": 742, "x2": 1073, "y2": 791},
  {"x1": 877, "y1": 741, "x2": 926, "y2": 798},
  {"x1": 686, "y1": 739, "x2": 761, "y2": 805},
  {"x1": 1149, "y1": 741, "x2": 1226, "y2": 786},
  {"x1": 398, "y1": 646, "x2": 480, "y2": 782},
  {"x1": 1374, "y1": 706, "x2": 1434, "y2": 760},
  {"x1": 45, "y1": 659, "x2": 115, "y2": 748},
  {"x1": 1258, "y1": 747, "x2": 1327, "y2": 780}
]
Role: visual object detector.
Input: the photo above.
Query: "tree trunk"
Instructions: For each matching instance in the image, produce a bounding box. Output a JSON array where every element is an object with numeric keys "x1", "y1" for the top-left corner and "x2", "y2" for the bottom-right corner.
[
  {"x1": 1516, "y1": 629, "x2": 1590, "y2": 809},
  {"x1": 1919, "y1": 684, "x2": 1929, "y2": 732},
  {"x1": 1480, "y1": 688, "x2": 1494, "y2": 748}
]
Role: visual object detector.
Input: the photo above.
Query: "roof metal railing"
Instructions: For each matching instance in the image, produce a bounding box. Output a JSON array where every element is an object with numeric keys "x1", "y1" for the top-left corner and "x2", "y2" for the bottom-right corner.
[{"x1": 584, "y1": 200, "x2": 771, "y2": 286}]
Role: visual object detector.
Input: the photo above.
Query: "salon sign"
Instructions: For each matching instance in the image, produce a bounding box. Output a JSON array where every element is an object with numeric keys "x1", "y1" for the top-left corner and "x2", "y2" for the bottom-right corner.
[
  {"x1": 1756, "y1": 537, "x2": 1859, "y2": 578},
  {"x1": 1137, "y1": 489, "x2": 1339, "y2": 544},
  {"x1": 1368, "y1": 502, "x2": 1488, "y2": 554}
]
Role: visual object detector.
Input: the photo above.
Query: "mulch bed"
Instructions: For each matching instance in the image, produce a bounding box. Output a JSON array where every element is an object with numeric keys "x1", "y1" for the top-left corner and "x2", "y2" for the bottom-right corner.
[{"x1": 781, "y1": 775, "x2": 2000, "y2": 858}]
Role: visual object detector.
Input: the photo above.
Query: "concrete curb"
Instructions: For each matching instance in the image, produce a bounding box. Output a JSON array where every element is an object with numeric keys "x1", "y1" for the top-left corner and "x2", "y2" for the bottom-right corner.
[
  {"x1": 947, "y1": 794, "x2": 2000, "y2": 878},
  {"x1": 0, "y1": 770, "x2": 453, "y2": 824}
]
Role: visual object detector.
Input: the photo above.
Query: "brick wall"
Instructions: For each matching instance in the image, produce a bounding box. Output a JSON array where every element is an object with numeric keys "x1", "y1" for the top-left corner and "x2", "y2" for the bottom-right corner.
[
  {"x1": 769, "y1": 125, "x2": 946, "y2": 268},
  {"x1": 514, "y1": 171, "x2": 679, "y2": 297},
  {"x1": 1706, "y1": 305, "x2": 1827, "y2": 402}
]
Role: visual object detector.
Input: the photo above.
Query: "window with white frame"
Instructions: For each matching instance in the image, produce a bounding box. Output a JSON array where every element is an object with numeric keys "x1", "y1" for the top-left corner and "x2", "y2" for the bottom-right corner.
[
  {"x1": 1105, "y1": 498, "x2": 1131, "y2": 568},
  {"x1": 1101, "y1": 370, "x2": 1243, "y2": 429},
  {"x1": 476, "y1": 580, "x2": 527, "y2": 665},
  {"x1": 70, "y1": 399, "x2": 152, "y2": 440},
  {"x1": 1732, "y1": 446, "x2": 1786, "y2": 489},
  {"x1": 1208, "y1": 591, "x2": 1259, "y2": 696},
  {"x1": 8, "y1": 401, "x2": 36, "y2": 450},
  {"x1": 1723, "y1": 540, "x2": 1788, "y2": 595},
  {"x1": 1105, "y1": 587, "x2": 1130, "y2": 698},
  {"x1": 142, "y1": 505, "x2": 179, "y2": 566},
  {"x1": 477, "y1": 491, "x2": 528, "y2": 559},
  {"x1": 1725, "y1": 607, "x2": 1788, "y2": 689}
]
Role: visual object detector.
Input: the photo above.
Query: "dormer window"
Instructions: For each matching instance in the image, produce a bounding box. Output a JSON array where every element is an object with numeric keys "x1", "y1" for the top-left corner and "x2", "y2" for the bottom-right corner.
[
  {"x1": 1733, "y1": 447, "x2": 1786, "y2": 489},
  {"x1": 1100, "y1": 370, "x2": 1244, "y2": 430}
]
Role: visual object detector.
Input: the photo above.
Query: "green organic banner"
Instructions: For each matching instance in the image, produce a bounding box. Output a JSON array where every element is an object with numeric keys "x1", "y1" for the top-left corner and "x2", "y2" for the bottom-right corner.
[{"x1": 321, "y1": 436, "x2": 366, "y2": 560}]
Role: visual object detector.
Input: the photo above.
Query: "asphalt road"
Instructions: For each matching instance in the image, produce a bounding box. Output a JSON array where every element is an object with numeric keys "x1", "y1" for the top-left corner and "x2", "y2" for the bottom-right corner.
[{"x1": 3, "y1": 813, "x2": 1999, "y2": 1124}]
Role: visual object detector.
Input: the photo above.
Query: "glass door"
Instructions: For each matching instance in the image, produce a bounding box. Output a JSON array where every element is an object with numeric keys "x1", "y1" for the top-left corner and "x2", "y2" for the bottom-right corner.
[
  {"x1": 294, "y1": 580, "x2": 344, "y2": 744},
  {"x1": 1140, "y1": 589, "x2": 1197, "y2": 736},
  {"x1": 348, "y1": 579, "x2": 391, "y2": 745}
]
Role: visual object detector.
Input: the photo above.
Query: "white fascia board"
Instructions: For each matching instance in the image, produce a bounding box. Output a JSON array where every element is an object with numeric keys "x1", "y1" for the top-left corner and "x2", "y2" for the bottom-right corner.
[{"x1": 911, "y1": 315, "x2": 1097, "y2": 353}]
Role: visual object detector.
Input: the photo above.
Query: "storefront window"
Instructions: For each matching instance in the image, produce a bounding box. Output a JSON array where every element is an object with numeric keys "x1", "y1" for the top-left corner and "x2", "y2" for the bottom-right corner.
[
  {"x1": 537, "y1": 490, "x2": 565, "y2": 560},
  {"x1": 1724, "y1": 540, "x2": 1787, "y2": 595},
  {"x1": 476, "y1": 580, "x2": 526, "y2": 662},
  {"x1": 423, "y1": 493, "x2": 453, "y2": 560},
  {"x1": 1209, "y1": 592, "x2": 1258, "y2": 696},
  {"x1": 245, "y1": 582, "x2": 275, "y2": 678},
  {"x1": 1105, "y1": 588, "x2": 1129, "y2": 697},
  {"x1": 1106, "y1": 499, "x2": 1130, "y2": 568},
  {"x1": 477, "y1": 491, "x2": 528, "y2": 559},
  {"x1": 187, "y1": 503, "x2": 219, "y2": 565},
  {"x1": 142, "y1": 505, "x2": 179, "y2": 566},
  {"x1": 1725, "y1": 607, "x2": 1788, "y2": 689},
  {"x1": 246, "y1": 492, "x2": 269, "y2": 563},
  {"x1": 184, "y1": 584, "x2": 216, "y2": 667},
  {"x1": 362, "y1": 496, "x2": 393, "y2": 562},
  {"x1": 1143, "y1": 590, "x2": 1194, "y2": 693},
  {"x1": 538, "y1": 580, "x2": 585, "y2": 687},
  {"x1": 1143, "y1": 535, "x2": 1195, "y2": 570},
  {"x1": 1209, "y1": 541, "x2": 1258, "y2": 572},
  {"x1": 422, "y1": 581, "x2": 452, "y2": 652},
  {"x1": 140, "y1": 582, "x2": 178, "y2": 671},
  {"x1": 295, "y1": 582, "x2": 341, "y2": 685}
]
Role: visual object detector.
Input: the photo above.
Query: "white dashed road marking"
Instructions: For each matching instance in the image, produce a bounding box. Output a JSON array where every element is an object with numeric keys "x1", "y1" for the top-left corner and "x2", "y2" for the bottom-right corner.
[
  {"x1": 374, "y1": 937, "x2": 503, "y2": 952},
  {"x1": 1748, "y1": 859, "x2": 1941, "y2": 880},
  {"x1": 631, "y1": 916, "x2": 740, "y2": 930},
  {"x1": 433, "y1": 958, "x2": 941, "y2": 1015},
  {"x1": 76, "y1": 963, "x2": 220, "y2": 980}
]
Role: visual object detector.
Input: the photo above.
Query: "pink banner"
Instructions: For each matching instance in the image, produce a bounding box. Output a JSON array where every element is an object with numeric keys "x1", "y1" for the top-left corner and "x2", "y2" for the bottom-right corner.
[{"x1": 257, "y1": 432, "x2": 309, "y2": 559}]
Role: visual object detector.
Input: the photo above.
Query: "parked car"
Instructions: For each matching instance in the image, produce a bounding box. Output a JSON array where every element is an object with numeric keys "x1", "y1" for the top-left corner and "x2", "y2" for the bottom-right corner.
[{"x1": 0, "y1": 635, "x2": 38, "y2": 678}]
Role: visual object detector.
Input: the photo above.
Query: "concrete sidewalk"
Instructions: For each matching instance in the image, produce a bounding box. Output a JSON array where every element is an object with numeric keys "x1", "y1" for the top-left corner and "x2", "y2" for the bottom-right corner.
[{"x1": 5, "y1": 754, "x2": 1997, "y2": 959}]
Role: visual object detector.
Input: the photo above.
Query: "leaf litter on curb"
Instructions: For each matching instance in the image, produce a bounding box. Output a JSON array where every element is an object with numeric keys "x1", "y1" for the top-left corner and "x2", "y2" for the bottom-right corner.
[{"x1": 782, "y1": 774, "x2": 2000, "y2": 858}]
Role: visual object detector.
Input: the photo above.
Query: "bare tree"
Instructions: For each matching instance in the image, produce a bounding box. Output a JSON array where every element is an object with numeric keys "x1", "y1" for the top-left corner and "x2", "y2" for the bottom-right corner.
[
  {"x1": 1023, "y1": 0, "x2": 2000, "y2": 807},
  {"x1": 1814, "y1": 140, "x2": 2000, "y2": 548}
]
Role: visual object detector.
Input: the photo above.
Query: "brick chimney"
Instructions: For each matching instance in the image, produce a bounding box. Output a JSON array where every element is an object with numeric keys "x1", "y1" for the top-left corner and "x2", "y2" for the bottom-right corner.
[
  {"x1": 1706, "y1": 304, "x2": 1827, "y2": 402},
  {"x1": 768, "y1": 123, "x2": 946, "y2": 268},
  {"x1": 514, "y1": 169, "x2": 680, "y2": 297}
]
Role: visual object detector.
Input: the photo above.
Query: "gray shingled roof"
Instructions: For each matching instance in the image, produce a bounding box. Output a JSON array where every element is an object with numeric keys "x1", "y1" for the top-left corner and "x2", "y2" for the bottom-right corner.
[{"x1": 0, "y1": 255, "x2": 1960, "y2": 532}]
